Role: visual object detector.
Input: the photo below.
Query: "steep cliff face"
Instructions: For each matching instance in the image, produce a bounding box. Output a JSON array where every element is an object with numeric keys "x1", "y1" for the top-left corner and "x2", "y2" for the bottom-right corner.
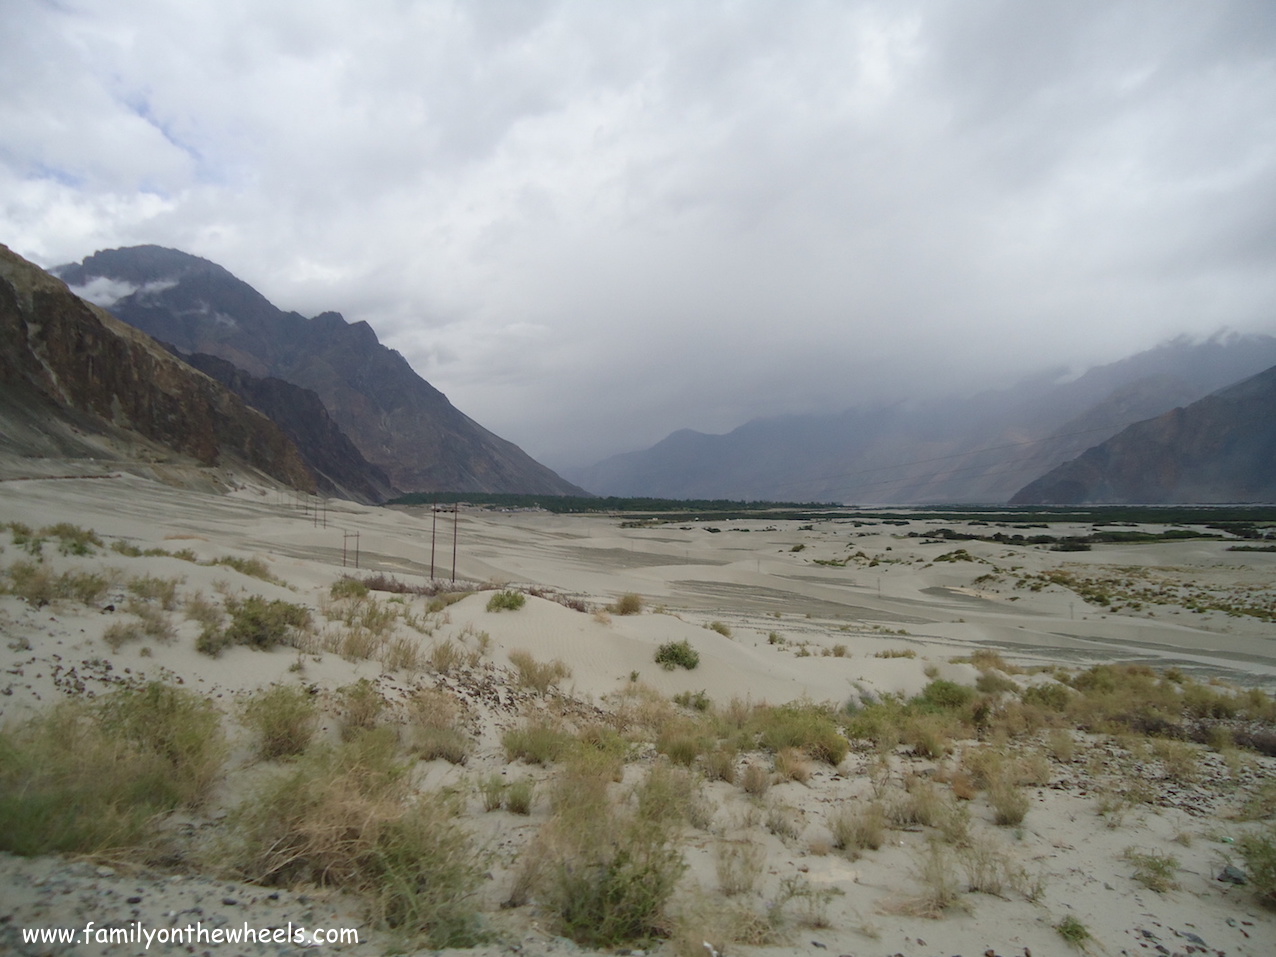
[
  {"x1": 0, "y1": 244, "x2": 315, "y2": 492},
  {"x1": 1010, "y1": 365, "x2": 1276, "y2": 504},
  {"x1": 57, "y1": 246, "x2": 586, "y2": 496},
  {"x1": 181, "y1": 352, "x2": 395, "y2": 503}
]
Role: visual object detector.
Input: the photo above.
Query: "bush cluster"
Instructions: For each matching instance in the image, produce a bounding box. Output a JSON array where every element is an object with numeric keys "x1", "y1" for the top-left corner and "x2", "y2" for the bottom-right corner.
[
  {"x1": 655, "y1": 639, "x2": 700, "y2": 671},
  {"x1": 198, "y1": 595, "x2": 311, "y2": 656},
  {"x1": 0, "y1": 683, "x2": 225, "y2": 856},
  {"x1": 486, "y1": 589, "x2": 526, "y2": 612}
]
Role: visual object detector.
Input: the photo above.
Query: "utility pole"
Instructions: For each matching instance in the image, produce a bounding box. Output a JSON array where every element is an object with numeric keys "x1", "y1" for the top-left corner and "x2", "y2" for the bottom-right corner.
[
  {"x1": 451, "y1": 502, "x2": 459, "y2": 583},
  {"x1": 430, "y1": 500, "x2": 437, "y2": 579},
  {"x1": 342, "y1": 530, "x2": 360, "y2": 569}
]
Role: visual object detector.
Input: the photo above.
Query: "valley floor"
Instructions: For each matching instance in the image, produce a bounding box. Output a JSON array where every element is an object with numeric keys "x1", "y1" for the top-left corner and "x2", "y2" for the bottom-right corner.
[{"x1": 1, "y1": 469, "x2": 1275, "y2": 956}]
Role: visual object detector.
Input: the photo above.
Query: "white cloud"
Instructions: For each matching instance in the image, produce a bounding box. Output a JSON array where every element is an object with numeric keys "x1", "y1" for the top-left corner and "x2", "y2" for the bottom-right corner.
[{"x1": 3, "y1": 0, "x2": 1276, "y2": 467}]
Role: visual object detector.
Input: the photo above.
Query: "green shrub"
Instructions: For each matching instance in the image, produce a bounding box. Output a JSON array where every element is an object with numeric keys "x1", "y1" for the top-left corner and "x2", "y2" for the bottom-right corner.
[
  {"x1": 330, "y1": 576, "x2": 370, "y2": 600},
  {"x1": 752, "y1": 703, "x2": 849, "y2": 766},
  {"x1": 708, "y1": 621, "x2": 732, "y2": 637},
  {"x1": 503, "y1": 720, "x2": 573, "y2": 765},
  {"x1": 672, "y1": 689, "x2": 711, "y2": 712},
  {"x1": 412, "y1": 727, "x2": 471, "y2": 765},
  {"x1": 989, "y1": 780, "x2": 1030, "y2": 826},
  {"x1": 240, "y1": 684, "x2": 319, "y2": 759},
  {"x1": 486, "y1": 589, "x2": 526, "y2": 612},
  {"x1": 1, "y1": 561, "x2": 110, "y2": 606},
  {"x1": 226, "y1": 733, "x2": 484, "y2": 947},
  {"x1": 655, "y1": 639, "x2": 700, "y2": 671},
  {"x1": 1122, "y1": 847, "x2": 1179, "y2": 893},
  {"x1": 104, "y1": 600, "x2": 175, "y2": 650},
  {"x1": 1238, "y1": 824, "x2": 1276, "y2": 906},
  {"x1": 126, "y1": 574, "x2": 181, "y2": 610},
  {"x1": 543, "y1": 816, "x2": 685, "y2": 946},
  {"x1": 505, "y1": 778, "x2": 536, "y2": 815},
  {"x1": 406, "y1": 688, "x2": 471, "y2": 764},
  {"x1": 207, "y1": 555, "x2": 279, "y2": 583},
  {"x1": 976, "y1": 671, "x2": 1019, "y2": 695},
  {"x1": 1055, "y1": 914, "x2": 1091, "y2": 946},
  {"x1": 917, "y1": 679, "x2": 976, "y2": 711},
  {"x1": 479, "y1": 773, "x2": 506, "y2": 812},
  {"x1": 201, "y1": 595, "x2": 311, "y2": 656},
  {"x1": 902, "y1": 712, "x2": 958, "y2": 759},
  {"x1": 338, "y1": 678, "x2": 386, "y2": 740},
  {"x1": 6, "y1": 522, "x2": 44, "y2": 555},
  {"x1": 1022, "y1": 682, "x2": 1071, "y2": 711},
  {"x1": 44, "y1": 523, "x2": 102, "y2": 556},
  {"x1": 0, "y1": 683, "x2": 225, "y2": 857},
  {"x1": 655, "y1": 720, "x2": 712, "y2": 767}
]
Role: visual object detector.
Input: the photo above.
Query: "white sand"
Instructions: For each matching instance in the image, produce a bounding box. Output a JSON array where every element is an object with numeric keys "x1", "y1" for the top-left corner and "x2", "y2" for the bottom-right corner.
[{"x1": 1, "y1": 471, "x2": 1274, "y2": 956}]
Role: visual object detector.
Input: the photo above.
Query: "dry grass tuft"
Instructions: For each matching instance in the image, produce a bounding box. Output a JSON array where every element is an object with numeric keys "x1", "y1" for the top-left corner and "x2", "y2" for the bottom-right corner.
[
  {"x1": 240, "y1": 684, "x2": 319, "y2": 760},
  {"x1": 828, "y1": 801, "x2": 886, "y2": 856},
  {"x1": 509, "y1": 649, "x2": 572, "y2": 693},
  {"x1": 224, "y1": 732, "x2": 484, "y2": 947},
  {"x1": 0, "y1": 683, "x2": 225, "y2": 857},
  {"x1": 715, "y1": 838, "x2": 765, "y2": 895}
]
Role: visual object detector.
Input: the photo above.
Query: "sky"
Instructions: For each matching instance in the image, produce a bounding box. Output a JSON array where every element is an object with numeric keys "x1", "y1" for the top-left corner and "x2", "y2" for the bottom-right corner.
[{"x1": 4, "y1": 0, "x2": 1276, "y2": 469}]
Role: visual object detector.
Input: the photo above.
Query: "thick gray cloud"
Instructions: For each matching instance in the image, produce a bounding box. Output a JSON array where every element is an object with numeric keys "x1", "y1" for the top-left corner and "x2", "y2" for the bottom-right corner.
[{"x1": 4, "y1": 0, "x2": 1275, "y2": 467}]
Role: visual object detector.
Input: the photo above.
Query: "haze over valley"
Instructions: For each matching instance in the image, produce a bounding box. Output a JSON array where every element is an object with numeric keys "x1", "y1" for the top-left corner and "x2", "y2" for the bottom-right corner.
[{"x1": 4, "y1": 6, "x2": 1276, "y2": 955}]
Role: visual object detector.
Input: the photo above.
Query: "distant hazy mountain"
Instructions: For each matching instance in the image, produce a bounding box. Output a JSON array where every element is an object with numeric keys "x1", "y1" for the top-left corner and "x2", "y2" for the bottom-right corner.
[
  {"x1": 1010, "y1": 365, "x2": 1276, "y2": 504},
  {"x1": 567, "y1": 333, "x2": 1276, "y2": 504},
  {"x1": 0, "y1": 244, "x2": 315, "y2": 491},
  {"x1": 55, "y1": 246, "x2": 585, "y2": 497}
]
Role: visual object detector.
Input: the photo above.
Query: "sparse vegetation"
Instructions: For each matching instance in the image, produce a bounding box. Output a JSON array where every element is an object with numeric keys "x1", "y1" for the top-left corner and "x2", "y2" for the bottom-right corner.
[
  {"x1": 338, "y1": 678, "x2": 386, "y2": 740},
  {"x1": 503, "y1": 719, "x2": 573, "y2": 765},
  {"x1": 330, "y1": 576, "x2": 369, "y2": 600},
  {"x1": 752, "y1": 702, "x2": 849, "y2": 766},
  {"x1": 611, "y1": 592, "x2": 643, "y2": 615},
  {"x1": 1056, "y1": 914, "x2": 1091, "y2": 946},
  {"x1": 715, "y1": 838, "x2": 765, "y2": 896},
  {"x1": 1, "y1": 560, "x2": 111, "y2": 606},
  {"x1": 655, "y1": 639, "x2": 700, "y2": 670},
  {"x1": 1122, "y1": 847, "x2": 1179, "y2": 893},
  {"x1": 1238, "y1": 825, "x2": 1276, "y2": 907},
  {"x1": 0, "y1": 683, "x2": 225, "y2": 856},
  {"x1": 198, "y1": 595, "x2": 311, "y2": 656},
  {"x1": 486, "y1": 589, "x2": 526, "y2": 612},
  {"x1": 508, "y1": 649, "x2": 572, "y2": 693},
  {"x1": 225, "y1": 732, "x2": 485, "y2": 947},
  {"x1": 240, "y1": 684, "x2": 319, "y2": 759},
  {"x1": 828, "y1": 801, "x2": 886, "y2": 856}
]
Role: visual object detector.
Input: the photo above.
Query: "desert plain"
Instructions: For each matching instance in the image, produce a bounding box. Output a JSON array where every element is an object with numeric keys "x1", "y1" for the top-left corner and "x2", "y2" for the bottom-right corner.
[{"x1": 2, "y1": 466, "x2": 1275, "y2": 957}]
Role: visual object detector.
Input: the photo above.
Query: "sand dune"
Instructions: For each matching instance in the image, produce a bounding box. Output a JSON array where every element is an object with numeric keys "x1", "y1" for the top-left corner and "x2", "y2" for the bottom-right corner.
[{"x1": 2, "y1": 471, "x2": 1275, "y2": 956}]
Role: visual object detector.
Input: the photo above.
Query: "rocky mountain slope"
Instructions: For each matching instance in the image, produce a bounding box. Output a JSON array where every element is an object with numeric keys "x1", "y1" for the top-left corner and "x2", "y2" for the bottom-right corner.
[
  {"x1": 0, "y1": 244, "x2": 315, "y2": 492},
  {"x1": 1010, "y1": 364, "x2": 1276, "y2": 504},
  {"x1": 180, "y1": 352, "x2": 396, "y2": 504},
  {"x1": 568, "y1": 334, "x2": 1276, "y2": 504},
  {"x1": 55, "y1": 246, "x2": 585, "y2": 497}
]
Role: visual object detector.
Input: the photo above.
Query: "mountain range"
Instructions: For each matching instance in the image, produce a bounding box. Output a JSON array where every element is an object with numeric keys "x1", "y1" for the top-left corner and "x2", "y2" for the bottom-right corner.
[
  {"x1": 1, "y1": 244, "x2": 314, "y2": 492},
  {"x1": 567, "y1": 334, "x2": 1276, "y2": 504},
  {"x1": 5, "y1": 239, "x2": 1273, "y2": 507},
  {"x1": 1010, "y1": 364, "x2": 1276, "y2": 504},
  {"x1": 54, "y1": 246, "x2": 584, "y2": 500}
]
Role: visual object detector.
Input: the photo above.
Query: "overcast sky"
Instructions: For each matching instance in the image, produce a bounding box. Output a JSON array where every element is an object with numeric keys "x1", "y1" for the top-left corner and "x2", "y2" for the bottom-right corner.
[{"x1": 4, "y1": 1, "x2": 1276, "y2": 468}]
